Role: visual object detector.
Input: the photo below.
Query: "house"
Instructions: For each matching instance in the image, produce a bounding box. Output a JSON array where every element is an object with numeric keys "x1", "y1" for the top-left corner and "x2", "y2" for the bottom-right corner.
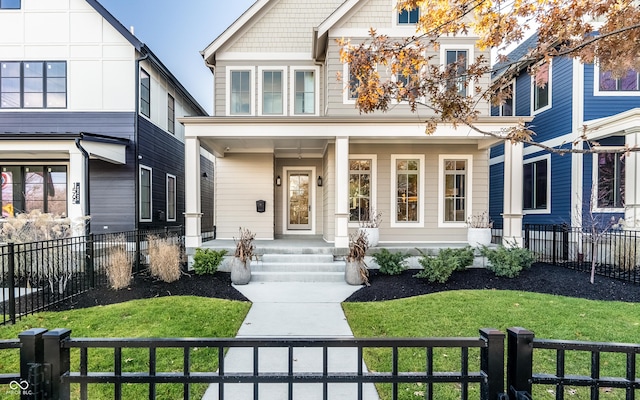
[
  {"x1": 180, "y1": 0, "x2": 528, "y2": 251},
  {"x1": 0, "y1": 0, "x2": 213, "y2": 235},
  {"x1": 489, "y1": 35, "x2": 640, "y2": 231}
]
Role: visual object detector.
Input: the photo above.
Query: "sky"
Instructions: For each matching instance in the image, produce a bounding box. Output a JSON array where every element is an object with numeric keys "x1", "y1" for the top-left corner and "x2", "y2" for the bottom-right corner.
[{"x1": 98, "y1": 0, "x2": 256, "y2": 115}]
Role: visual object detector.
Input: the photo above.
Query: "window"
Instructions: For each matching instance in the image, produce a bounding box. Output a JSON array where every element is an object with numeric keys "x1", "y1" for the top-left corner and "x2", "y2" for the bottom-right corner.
[
  {"x1": 167, "y1": 94, "x2": 175, "y2": 134},
  {"x1": 1, "y1": 165, "x2": 67, "y2": 217},
  {"x1": 523, "y1": 156, "x2": 549, "y2": 212},
  {"x1": 397, "y1": 7, "x2": 419, "y2": 24},
  {"x1": 596, "y1": 153, "x2": 625, "y2": 209},
  {"x1": 532, "y1": 62, "x2": 551, "y2": 113},
  {"x1": 293, "y1": 70, "x2": 315, "y2": 114},
  {"x1": 443, "y1": 159, "x2": 468, "y2": 223},
  {"x1": 599, "y1": 69, "x2": 640, "y2": 92},
  {"x1": 139, "y1": 166, "x2": 152, "y2": 221},
  {"x1": 0, "y1": 0, "x2": 20, "y2": 9},
  {"x1": 497, "y1": 81, "x2": 514, "y2": 116},
  {"x1": 391, "y1": 155, "x2": 424, "y2": 226},
  {"x1": 230, "y1": 70, "x2": 251, "y2": 115},
  {"x1": 261, "y1": 70, "x2": 283, "y2": 114},
  {"x1": 166, "y1": 174, "x2": 176, "y2": 222},
  {"x1": 349, "y1": 159, "x2": 372, "y2": 223},
  {"x1": 0, "y1": 61, "x2": 66, "y2": 108},
  {"x1": 445, "y1": 50, "x2": 468, "y2": 96},
  {"x1": 140, "y1": 69, "x2": 150, "y2": 117}
]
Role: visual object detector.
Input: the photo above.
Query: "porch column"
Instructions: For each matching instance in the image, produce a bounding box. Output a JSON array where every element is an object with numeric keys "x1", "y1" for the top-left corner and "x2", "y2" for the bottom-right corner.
[
  {"x1": 502, "y1": 141, "x2": 524, "y2": 247},
  {"x1": 625, "y1": 128, "x2": 640, "y2": 228},
  {"x1": 68, "y1": 148, "x2": 86, "y2": 237},
  {"x1": 184, "y1": 137, "x2": 202, "y2": 249},
  {"x1": 334, "y1": 136, "x2": 349, "y2": 248}
]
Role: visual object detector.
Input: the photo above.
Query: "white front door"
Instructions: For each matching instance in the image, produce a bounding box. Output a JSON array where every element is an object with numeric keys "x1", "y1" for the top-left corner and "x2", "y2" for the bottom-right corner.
[{"x1": 287, "y1": 170, "x2": 312, "y2": 230}]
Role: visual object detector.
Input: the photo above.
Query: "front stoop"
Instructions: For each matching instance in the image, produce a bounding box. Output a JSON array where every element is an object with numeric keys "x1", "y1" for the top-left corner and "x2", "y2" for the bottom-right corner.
[{"x1": 251, "y1": 254, "x2": 345, "y2": 283}]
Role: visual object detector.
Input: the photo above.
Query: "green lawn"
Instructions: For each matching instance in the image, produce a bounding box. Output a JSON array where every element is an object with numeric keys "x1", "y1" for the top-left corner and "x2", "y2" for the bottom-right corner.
[
  {"x1": 0, "y1": 296, "x2": 251, "y2": 400},
  {"x1": 343, "y1": 290, "x2": 640, "y2": 400}
]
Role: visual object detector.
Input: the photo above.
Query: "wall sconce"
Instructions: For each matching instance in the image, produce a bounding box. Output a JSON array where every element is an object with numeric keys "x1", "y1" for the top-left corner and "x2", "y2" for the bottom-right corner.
[
  {"x1": 276, "y1": 175, "x2": 281, "y2": 186},
  {"x1": 317, "y1": 176, "x2": 323, "y2": 187}
]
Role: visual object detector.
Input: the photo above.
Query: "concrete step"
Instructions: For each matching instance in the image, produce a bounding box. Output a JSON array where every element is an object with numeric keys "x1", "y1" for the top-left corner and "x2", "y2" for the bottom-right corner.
[
  {"x1": 262, "y1": 253, "x2": 335, "y2": 263},
  {"x1": 250, "y1": 253, "x2": 346, "y2": 282},
  {"x1": 253, "y1": 261, "x2": 345, "y2": 273},
  {"x1": 251, "y1": 271, "x2": 345, "y2": 283}
]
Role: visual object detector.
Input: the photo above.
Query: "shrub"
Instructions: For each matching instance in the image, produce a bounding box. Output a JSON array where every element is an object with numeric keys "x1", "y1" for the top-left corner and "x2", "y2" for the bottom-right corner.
[
  {"x1": 147, "y1": 235, "x2": 182, "y2": 283},
  {"x1": 480, "y1": 245, "x2": 535, "y2": 278},
  {"x1": 371, "y1": 248, "x2": 409, "y2": 275},
  {"x1": 106, "y1": 234, "x2": 132, "y2": 290},
  {"x1": 193, "y1": 248, "x2": 227, "y2": 275},
  {"x1": 414, "y1": 247, "x2": 475, "y2": 283}
]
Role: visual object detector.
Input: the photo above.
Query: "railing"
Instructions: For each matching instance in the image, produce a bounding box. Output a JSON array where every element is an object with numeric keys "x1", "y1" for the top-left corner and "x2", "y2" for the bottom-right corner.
[
  {"x1": 0, "y1": 227, "x2": 185, "y2": 325},
  {"x1": 14, "y1": 328, "x2": 505, "y2": 400},
  {"x1": 507, "y1": 327, "x2": 640, "y2": 400}
]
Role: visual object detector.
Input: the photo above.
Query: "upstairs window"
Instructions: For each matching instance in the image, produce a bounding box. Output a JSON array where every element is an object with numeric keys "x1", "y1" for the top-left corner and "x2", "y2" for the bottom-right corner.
[
  {"x1": 167, "y1": 94, "x2": 175, "y2": 134},
  {"x1": 445, "y1": 50, "x2": 467, "y2": 96},
  {"x1": 293, "y1": 70, "x2": 315, "y2": 115},
  {"x1": 0, "y1": 0, "x2": 21, "y2": 9},
  {"x1": 1, "y1": 61, "x2": 67, "y2": 109},
  {"x1": 599, "y1": 69, "x2": 640, "y2": 92},
  {"x1": 230, "y1": 70, "x2": 251, "y2": 115},
  {"x1": 496, "y1": 80, "x2": 515, "y2": 116},
  {"x1": 261, "y1": 69, "x2": 284, "y2": 115},
  {"x1": 397, "y1": 7, "x2": 419, "y2": 24},
  {"x1": 596, "y1": 153, "x2": 625, "y2": 209},
  {"x1": 140, "y1": 69, "x2": 150, "y2": 117},
  {"x1": 532, "y1": 62, "x2": 551, "y2": 113}
]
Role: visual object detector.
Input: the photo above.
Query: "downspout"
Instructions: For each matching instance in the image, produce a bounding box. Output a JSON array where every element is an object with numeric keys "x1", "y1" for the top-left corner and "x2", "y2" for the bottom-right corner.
[{"x1": 74, "y1": 137, "x2": 91, "y2": 235}]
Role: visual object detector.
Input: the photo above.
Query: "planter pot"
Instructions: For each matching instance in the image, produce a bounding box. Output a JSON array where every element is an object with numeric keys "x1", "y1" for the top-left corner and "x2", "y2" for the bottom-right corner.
[
  {"x1": 359, "y1": 227, "x2": 379, "y2": 247},
  {"x1": 230, "y1": 257, "x2": 251, "y2": 285},
  {"x1": 345, "y1": 260, "x2": 366, "y2": 285},
  {"x1": 467, "y1": 227, "x2": 492, "y2": 248}
]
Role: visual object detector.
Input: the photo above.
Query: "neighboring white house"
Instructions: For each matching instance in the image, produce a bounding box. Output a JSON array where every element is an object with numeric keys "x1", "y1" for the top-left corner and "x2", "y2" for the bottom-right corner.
[
  {"x1": 0, "y1": 0, "x2": 212, "y2": 234},
  {"x1": 181, "y1": 0, "x2": 527, "y2": 250}
]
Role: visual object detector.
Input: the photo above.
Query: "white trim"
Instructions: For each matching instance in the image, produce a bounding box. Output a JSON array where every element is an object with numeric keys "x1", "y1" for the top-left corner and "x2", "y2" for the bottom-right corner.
[
  {"x1": 289, "y1": 66, "x2": 320, "y2": 116},
  {"x1": 593, "y1": 63, "x2": 640, "y2": 97},
  {"x1": 591, "y1": 151, "x2": 626, "y2": 213},
  {"x1": 439, "y1": 44, "x2": 475, "y2": 97},
  {"x1": 523, "y1": 132, "x2": 574, "y2": 156},
  {"x1": 390, "y1": 154, "x2": 425, "y2": 228},
  {"x1": 522, "y1": 153, "x2": 551, "y2": 215},
  {"x1": 489, "y1": 155, "x2": 505, "y2": 166},
  {"x1": 257, "y1": 66, "x2": 287, "y2": 116},
  {"x1": 282, "y1": 166, "x2": 317, "y2": 235},
  {"x1": 225, "y1": 67, "x2": 255, "y2": 116},
  {"x1": 531, "y1": 60, "x2": 552, "y2": 115},
  {"x1": 438, "y1": 154, "x2": 473, "y2": 228},
  {"x1": 166, "y1": 173, "x2": 177, "y2": 222},
  {"x1": 571, "y1": 59, "x2": 585, "y2": 228},
  {"x1": 343, "y1": 62, "x2": 357, "y2": 104},
  {"x1": 139, "y1": 165, "x2": 152, "y2": 222},
  {"x1": 217, "y1": 52, "x2": 311, "y2": 61},
  {"x1": 347, "y1": 154, "x2": 378, "y2": 228}
]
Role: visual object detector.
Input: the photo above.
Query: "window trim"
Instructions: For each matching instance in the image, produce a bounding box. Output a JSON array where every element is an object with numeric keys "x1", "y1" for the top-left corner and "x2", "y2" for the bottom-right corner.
[
  {"x1": 394, "y1": 1, "x2": 419, "y2": 27},
  {"x1": 440, "y1": 45, "x2": 474, "y2": 97},
  {"x1": 166, "y1": 173, "x2": 176, "y2": 222},
  {"x1": 391, "y1": 53, "x2": 425, "y2": 105},
  {"x1": 289, "y1": 66, "x2": 320, "y2": 116},
  {"x1": 593, "y1": 63, "x2": 640, "y2": 97},
  {"x1": 1, "y1": 61, "x2": 67, "y2": 109},
  {"x1": 140, "y1": 68, "x2": 151, "y2": 118},
  {"x1": 438, "y1": 154, "x2": 473, "y2": 228},
  {"x1": 531, "y1": 60, "x2": 552, "y2": 115},
  {"x1": 390, "y1": 154, "x2": 425, "y2": 228},
  {"x1": 1, "y1": 164, "x2": 68, "y2": 217},
  {"x1": 139, "y1": 165, "x2": 152, "y2": 222},
  {"x1": 348, "y1": 155, "x2": 377, "y2": 228},
  {"x1": 226, "y1": 67, "x2": 255, "y2": 116},
  {"x1": 167, "y1": 93, "x2": 175, "y2": 134},
  {"x1": 522, "y1": 154, "x2": 551, "y2": 214},
  {"x1": 257, "y1": 66, "x2": 287, "y2": 116},
  {"x1": 498, "y1": 79, "x2": 515, "y2": 116},
  {"x1": 592, "y1": 150, "x2": 626, "y2": 213}
]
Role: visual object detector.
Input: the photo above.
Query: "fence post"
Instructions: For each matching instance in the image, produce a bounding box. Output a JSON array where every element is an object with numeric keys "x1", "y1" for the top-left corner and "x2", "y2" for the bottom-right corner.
[
  {"x1": 8, "y1": 242, "x2": 16, "y2": 324},
  {"x1": 43, "y1": 328, "x2": 72, "y2": 400},
  {"x1": 524, "y1": 225, "x2": 530, "y2": 249},
  {"x1": 19, "y1": 328, "x2": 48, "y2": 400},
  {"x1": 479, "y1": 328, "x2": 505, "y2": 400},
  {"x1": 552, "y1": 225, "x2": 558, "y2": 265},
  {"x1": 135, "y1": 229, "x2": 141, "y2": 273},
  {"x1": 86, "y1": 234, "x2": 95, "y2": 288},
  {"x1": 507, "y1": 327, "x2": 534, "y2": 397},
  {"x1": 562, "y1": 223, "x2": 569, "y2": 262}
]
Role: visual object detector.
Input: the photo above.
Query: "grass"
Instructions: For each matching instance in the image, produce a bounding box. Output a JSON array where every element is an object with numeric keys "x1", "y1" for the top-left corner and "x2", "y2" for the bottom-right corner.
[
  {"x1": 0, "y1": 296, "x2": 251, "y2": 400},
  {"x1": 343, "y1": 290, "x2": 640, "y2": 400}
]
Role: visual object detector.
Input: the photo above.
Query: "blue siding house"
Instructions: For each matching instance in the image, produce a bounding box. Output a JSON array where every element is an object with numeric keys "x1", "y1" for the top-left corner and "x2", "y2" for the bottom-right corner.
[{"x1": 490, "y1": 36, "x2": 640, "y2": 232}]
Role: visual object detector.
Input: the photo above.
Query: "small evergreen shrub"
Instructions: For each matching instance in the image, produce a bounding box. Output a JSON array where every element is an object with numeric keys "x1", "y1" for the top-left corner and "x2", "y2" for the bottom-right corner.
[
  {"x1": 147, "y1": 235, "x2": 182, "y2": 283},
  {"x1": 414, "y1": 247, "x2": 475, "y2": 283},
  {"x1": 480, "y1": 245, "x2": 535, "y2": 278},
  {"x1": 193, "y1": 248, "x2": 227, "y2": 275},
  {"x1": 371, "y1": 248, "x2": 409, "y2": 275}
]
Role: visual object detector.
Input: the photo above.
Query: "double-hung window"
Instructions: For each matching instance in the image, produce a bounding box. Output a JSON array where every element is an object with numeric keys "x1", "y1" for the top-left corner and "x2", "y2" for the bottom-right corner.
[
  {"x1": 0, "y1": 0, "x2": 20, "y2": 9},
  {"x1": 523, "y1": 156, "x2": 550, "y2": 212},
  {"x1": 166, "y1": 174, "x2": 176, "y2": 222},
  {"x1": 1, "y1": 61, "x2": 67, "y2": 108},
  {"x1": 349, "y1": 157, "x2": 376, "y2": 224},
  {"x1": 599, "y1": 69, "x2": 640, "y2": 92},
  {"x1": 397, "y1": 7, "x2": 419, "y2": 24},
  {"x1": 292, "y1": 69, "x2": 316, "y2": 115},
  {"x1": 392, "y1": 155, "x2": 424, "y2": 226},
  {"x1": 596, "y1": 153, "x2": 625, "y2": 209},
  {"x1": 139, "y1": 166, "x2": 152, "y2": 222},
  {"x1": 532, "y1": 62, "x2": 551, "y2": 113},
  {"x1": 497, "y1": 80, "x2": 515, "y2": 116},
  {"x1": 167, "y1": 94, "x2": 175, "y2": 134},
  {"x1": 445, "y1": 50, "x2": 468, "y2": 96},
  {"x1": 140, "y1": 69, "x2": 150, "y2": 117},
  {"x1": 259, "y1": 68, "x2": 285, "y2": 115},
  {"x1": 230, "y1": 70, "x2": 252, "y2": 115}
]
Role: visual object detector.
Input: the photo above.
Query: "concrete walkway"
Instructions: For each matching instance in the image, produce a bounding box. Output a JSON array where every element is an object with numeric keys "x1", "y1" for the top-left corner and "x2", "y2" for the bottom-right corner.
[{"x1": 201, "y1": 282, "x2": 380, "y2": 400}]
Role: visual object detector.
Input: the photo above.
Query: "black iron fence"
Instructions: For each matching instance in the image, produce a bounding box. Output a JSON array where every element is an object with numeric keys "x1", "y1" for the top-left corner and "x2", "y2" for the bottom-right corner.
[
  {"x1": 491, "y1": 224, "x2": 640, "y2": 284},
  {"x1": 4, "y1": 327, "x2": 639, "y2": 399},
  {"x1": 0, "y1": 227, "x2": 184, "y2": 325}
]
